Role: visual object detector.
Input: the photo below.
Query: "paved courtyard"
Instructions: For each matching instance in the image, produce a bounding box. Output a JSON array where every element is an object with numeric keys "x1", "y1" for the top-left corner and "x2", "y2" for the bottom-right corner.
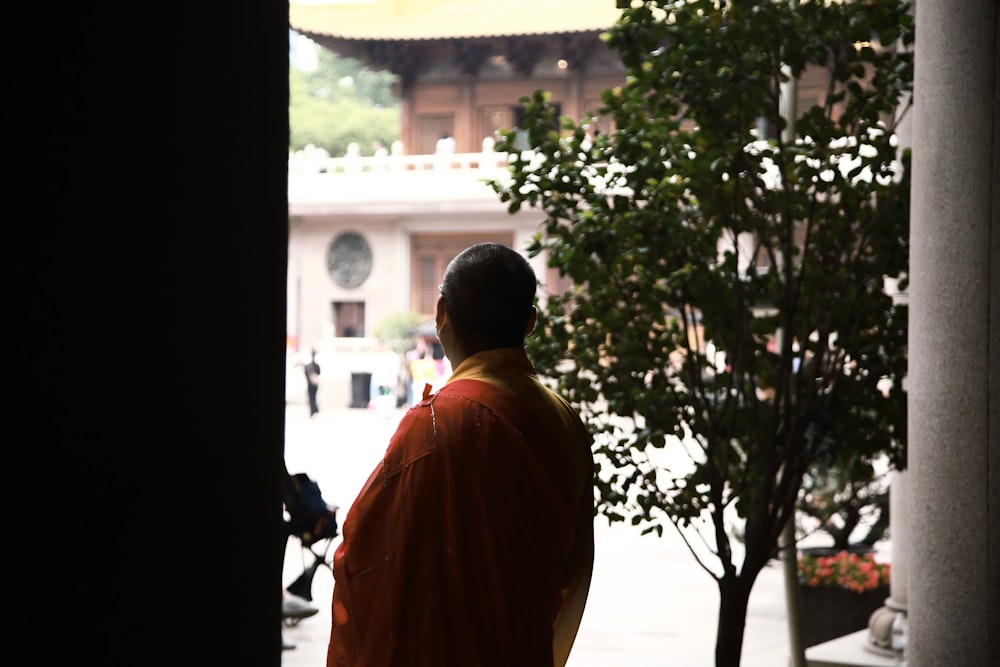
[{"x1": 280, "y1": 399, "x2": 796, "y2": 667}]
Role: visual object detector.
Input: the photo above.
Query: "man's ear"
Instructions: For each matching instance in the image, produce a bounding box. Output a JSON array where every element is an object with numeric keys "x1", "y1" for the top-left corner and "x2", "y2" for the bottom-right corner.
[
  {"x1": 436, "y1": 295, "x2": 448, "y2": 330},
  {"x1": 525, "y1": 306, "x2": 537, "y2": 336}
]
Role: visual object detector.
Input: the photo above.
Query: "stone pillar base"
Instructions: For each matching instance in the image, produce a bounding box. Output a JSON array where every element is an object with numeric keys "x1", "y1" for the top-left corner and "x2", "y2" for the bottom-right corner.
[{"x1": 865, "y1": 597, "x2": 905, "y2": 657}]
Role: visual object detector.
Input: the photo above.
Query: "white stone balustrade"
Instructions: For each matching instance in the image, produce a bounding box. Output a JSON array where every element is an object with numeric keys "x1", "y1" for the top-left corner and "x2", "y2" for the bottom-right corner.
[
  {"x1": 287, "y1": 150, "x2": 517, "y2": 214},
  {"x1": 288, "y1": 150, "x2": 513, "y2": 176}
]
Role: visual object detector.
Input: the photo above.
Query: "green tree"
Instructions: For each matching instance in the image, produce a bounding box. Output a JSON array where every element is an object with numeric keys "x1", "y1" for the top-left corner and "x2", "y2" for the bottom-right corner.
[
  {"x1": 302, "y1": 45, "x2": 398, "y2": 109},
  {"x1": 289, "y1": 36, "x2": 400, "y2": 155},
  {"x1": 373, "y1": 311, "x2": 425, "y2": 357},
  {"x1": 489, "y1": 1, "x2": 912, "y2": 665}
]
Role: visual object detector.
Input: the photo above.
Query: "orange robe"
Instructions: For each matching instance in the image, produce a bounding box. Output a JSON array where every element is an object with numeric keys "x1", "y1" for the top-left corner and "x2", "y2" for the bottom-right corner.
[{"x1": 328, "y1": 349, "x2": 594, "y2": 666}]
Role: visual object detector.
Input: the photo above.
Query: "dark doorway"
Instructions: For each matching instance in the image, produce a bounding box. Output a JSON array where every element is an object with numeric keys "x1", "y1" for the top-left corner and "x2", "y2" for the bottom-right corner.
[{"x1": 333, "y1": 301, "x2": 365, "y2": 337}]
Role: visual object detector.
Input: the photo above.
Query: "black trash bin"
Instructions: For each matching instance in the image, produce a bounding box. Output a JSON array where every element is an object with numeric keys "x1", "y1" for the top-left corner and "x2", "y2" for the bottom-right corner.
[{"x1": 350, "y1": 372, "x2": 372, "y2": 408}]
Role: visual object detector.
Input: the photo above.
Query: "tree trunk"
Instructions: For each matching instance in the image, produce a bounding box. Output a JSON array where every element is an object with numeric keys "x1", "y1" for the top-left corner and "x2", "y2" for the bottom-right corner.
[{"x1": 715, "y1": 575, "x2": 754, "y2": 667}]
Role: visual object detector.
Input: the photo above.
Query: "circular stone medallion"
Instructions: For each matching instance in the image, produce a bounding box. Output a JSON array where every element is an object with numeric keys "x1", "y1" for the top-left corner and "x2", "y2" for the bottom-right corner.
[{"x1": 327, "y1": 231, "x2": 372, "y2": 288}]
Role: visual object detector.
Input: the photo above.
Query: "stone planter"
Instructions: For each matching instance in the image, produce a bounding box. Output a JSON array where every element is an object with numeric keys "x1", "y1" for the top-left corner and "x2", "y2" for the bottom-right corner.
[{"x1": 798, "y1": 583, "x2": 890, "y2": 648}]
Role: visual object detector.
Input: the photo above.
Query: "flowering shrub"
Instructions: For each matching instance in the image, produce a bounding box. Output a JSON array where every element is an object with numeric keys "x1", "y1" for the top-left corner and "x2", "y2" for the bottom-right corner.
[{"x1": 798, "y1": 550, "x2": 891, "y2": 592}]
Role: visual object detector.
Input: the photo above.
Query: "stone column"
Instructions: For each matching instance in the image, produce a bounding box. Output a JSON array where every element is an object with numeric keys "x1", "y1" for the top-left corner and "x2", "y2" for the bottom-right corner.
[{"x1": 908, "y1": 1, "x2": 998, "y2": 665}]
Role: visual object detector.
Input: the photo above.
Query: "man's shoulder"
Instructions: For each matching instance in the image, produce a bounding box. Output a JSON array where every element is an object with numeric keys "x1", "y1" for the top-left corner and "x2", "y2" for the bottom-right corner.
[
  {"x1": 383, "y1": 404, "x2": 438, "y2": 474},
  {"x1": 382, "y1": 392, "x2": 496, "y2": 475},
  {"x1": 434, "y1": 379, "x2": 517, "y2": 414}
]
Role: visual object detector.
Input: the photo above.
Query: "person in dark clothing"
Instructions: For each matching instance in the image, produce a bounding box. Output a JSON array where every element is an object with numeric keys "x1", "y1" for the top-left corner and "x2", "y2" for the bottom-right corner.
[{"x1": 304, "y1": 348, "x2": 321, "y2": 417}]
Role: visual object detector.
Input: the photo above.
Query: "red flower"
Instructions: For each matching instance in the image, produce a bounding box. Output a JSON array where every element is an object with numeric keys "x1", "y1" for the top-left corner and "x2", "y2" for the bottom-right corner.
[{"x1": 798, "y1": 550, "x2": 890, "y2": 591}]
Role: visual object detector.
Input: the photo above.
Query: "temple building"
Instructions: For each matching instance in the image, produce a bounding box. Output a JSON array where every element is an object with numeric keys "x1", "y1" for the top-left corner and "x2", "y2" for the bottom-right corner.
[{"x1": 286, "y1": 0, "x2": 840, "y2": 410}]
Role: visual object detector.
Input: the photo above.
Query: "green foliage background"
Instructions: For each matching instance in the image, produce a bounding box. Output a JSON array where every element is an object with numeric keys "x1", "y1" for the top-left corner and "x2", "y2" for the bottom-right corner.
[
  {"x1": 373, "y1": 311, "x2": 426, "y2": 357},
  {"x1": 289, "y1": 36, "x2": 400, "y2": 156}
]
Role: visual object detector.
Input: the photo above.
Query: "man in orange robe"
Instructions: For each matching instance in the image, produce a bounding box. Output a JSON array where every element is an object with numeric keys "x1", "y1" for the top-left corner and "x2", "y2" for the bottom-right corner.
[{"x1": 328, "y1": 242, "x2": 594, "y2": 666}]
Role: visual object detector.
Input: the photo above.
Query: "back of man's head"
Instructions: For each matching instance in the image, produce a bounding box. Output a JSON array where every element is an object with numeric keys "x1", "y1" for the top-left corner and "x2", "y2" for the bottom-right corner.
[{"x1": 440, "y1": 242, "x2": 536, "y2": 350}]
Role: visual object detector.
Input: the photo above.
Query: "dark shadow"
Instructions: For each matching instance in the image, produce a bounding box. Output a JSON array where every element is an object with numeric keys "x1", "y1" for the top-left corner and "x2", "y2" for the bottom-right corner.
[{"x1": 14, "y1": 4, "x2": 291, "y2": 665}]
